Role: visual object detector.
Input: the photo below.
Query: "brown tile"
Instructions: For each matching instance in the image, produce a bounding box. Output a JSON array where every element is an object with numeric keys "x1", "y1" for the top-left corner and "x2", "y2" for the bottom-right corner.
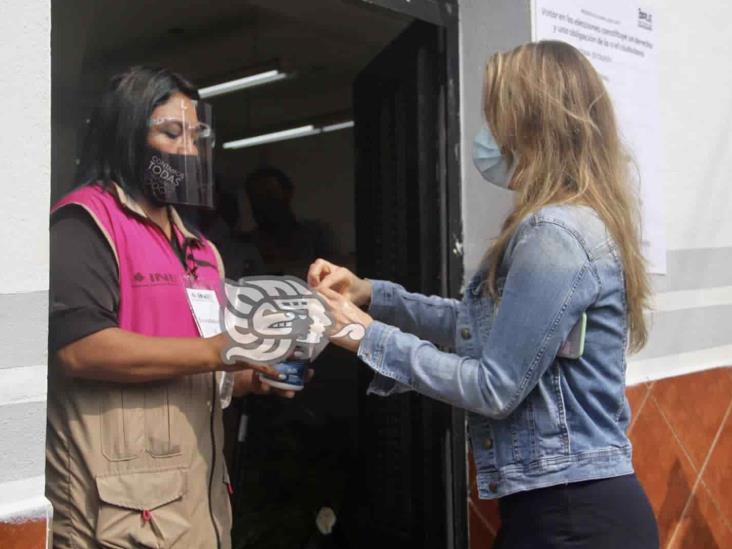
[
  {"x1": 630, "y1": 397, "x2": 699, "y2": 547},
  {"x1": 653, "y1": 369, "x2": 732, "y2": 469},
  {"x1": 473, "y1": 497, "x2": 501, "y2": 536},
  {"x1": 702, "y1": 405, "x2": 732, "y2": 524},
  {"x1": 0, "y1": 519, "x2": 47, "y2": 549},
  {"x1": 669, "y1": 483, "x2": 732, "y2": 549},
  {"x1": 468, "y1": 449, "x2": 477, "y2": 496},
  {"x1": 469, "y1": 503, "x2": 496, "y2": 549},
  {"x1": 467, "y1": 449, "x2": 501, "y2": 534},
  {"x1": 627, "y1": 382, "x2": 651, "y2": 434}
]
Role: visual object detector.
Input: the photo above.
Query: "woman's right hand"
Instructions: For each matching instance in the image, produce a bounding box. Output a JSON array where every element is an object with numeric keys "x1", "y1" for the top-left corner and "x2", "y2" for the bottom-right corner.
[
  {"x1": 307, "y1": 258, "x2": 372, "y2": 308},
  {"x1": 207, "y1": 333, "x2": 282, "y2": 379}
]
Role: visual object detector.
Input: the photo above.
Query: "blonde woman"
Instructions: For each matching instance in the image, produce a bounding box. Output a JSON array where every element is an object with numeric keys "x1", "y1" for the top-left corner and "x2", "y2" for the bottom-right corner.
[{"x1": 309, "y1": 41, "x2": 659, "y2": 548}]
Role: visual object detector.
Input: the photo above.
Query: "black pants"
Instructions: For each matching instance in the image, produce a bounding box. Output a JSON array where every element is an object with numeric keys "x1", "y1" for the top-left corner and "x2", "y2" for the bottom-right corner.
[{"x1": 493, "y1": 474, "x2": 659, "y2": 549}]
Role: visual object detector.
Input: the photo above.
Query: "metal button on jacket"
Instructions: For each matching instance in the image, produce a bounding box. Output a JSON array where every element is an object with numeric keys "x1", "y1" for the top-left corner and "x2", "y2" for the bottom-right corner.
[
  {"x1": 483, "y1": 438, "x2": 493, "y2": 450},
  {"x1": 461, "y1": 327, "x2": 471, "y2": 340}
]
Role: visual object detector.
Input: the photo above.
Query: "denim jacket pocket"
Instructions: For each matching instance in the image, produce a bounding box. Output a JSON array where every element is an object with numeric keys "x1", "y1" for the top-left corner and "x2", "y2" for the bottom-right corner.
[
  {"x1": 525, "y1": 365, "x2": 571, "y2": 463},
  {"x1": 467, "y1": 413, "x2": 497, "y2": 472}
]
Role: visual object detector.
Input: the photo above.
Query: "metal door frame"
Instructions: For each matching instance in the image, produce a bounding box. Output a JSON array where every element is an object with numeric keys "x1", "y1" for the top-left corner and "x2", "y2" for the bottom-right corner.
[{"x1": 349, "y1": 1, "x2": 466, "y2": 548}]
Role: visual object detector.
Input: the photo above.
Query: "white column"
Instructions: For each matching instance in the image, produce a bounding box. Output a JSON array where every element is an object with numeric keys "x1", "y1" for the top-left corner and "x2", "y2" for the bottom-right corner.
[{"x1": 0, "y1": 0, "x2": 52, "y2": 531}]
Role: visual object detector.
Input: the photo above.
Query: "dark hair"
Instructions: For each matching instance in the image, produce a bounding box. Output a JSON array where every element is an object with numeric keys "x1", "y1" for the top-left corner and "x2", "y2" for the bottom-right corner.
[
  {"x1": 77, "y1": 66, "x2": 198, "y2": 196},
  {"x1": 244, "y1": 167, "x2": 294, "y2": 194}
]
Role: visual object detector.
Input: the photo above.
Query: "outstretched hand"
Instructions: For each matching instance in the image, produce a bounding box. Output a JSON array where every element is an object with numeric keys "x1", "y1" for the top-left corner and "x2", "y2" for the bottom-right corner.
[
  {"x1": 318, "y1": 287, "x2": 373, "y2": 353},
  {"x1": 307, "y1": 258, "x2": 372, "y2": 308}
]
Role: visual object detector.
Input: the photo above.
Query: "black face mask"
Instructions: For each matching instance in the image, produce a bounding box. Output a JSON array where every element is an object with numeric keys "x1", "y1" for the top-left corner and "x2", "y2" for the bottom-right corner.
[{"x1": 141, "y1": 146, "x2": 213, "y2": 208}]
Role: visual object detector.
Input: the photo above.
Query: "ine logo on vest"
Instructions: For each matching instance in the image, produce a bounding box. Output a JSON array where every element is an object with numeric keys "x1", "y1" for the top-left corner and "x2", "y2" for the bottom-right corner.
[
  {"x1": 133, "y1": 271, "x2": 178, "y2": 286},
  {"x1": 221, "y1": 276, "x2": 365, "y2": 365}
]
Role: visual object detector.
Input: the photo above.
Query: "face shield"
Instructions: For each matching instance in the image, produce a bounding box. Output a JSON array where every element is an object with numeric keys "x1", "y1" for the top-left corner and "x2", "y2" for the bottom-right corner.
[{"x1": 142, "y1": 99, "x2": 215, "y2": 208}]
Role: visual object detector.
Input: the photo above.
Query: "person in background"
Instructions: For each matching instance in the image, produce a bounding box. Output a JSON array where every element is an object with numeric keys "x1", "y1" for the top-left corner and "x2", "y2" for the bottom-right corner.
[
  {"x1": 196, "y1": 182, "x2": 266, "y2": 281},
  {"x1": 231, "y1": 167, "x2": 353, "y2": 548},
  {"x1": 310, "y1": 41, "x2": 659, "y2": 548},
  {"x1": 244, "y1": 167, "x2": 336, "y2": 279},
  {"x1": 47, "y1": 66, "x2": 291, "y2": 549}
]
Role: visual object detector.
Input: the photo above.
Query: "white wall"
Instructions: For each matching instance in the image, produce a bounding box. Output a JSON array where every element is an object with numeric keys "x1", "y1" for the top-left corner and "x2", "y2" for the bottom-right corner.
[
  {"x1": 0, "y1": 0, "x2": 52, "y2": 525},
  {"x1": 656, "y1": 2, "x2": 732, "y2": 252},
  {"x1": 458, "y1": 0, "x2": 532, "y2": 280},
  {"x1": 625, "y1": 0, "x2": 732, "y2": 382}
]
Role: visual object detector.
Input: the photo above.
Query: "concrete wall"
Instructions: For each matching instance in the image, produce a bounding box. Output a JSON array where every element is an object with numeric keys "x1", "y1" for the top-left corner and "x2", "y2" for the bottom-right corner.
[
  {"x1": 627, "y1": 0, "x2": 732, "y2": 382},
  {"x1": 457, "y1": 0, "x2": 532, "y2": 279},
  {"x1": 0, "y1": 0, "x2": 53, "y2": 546}
]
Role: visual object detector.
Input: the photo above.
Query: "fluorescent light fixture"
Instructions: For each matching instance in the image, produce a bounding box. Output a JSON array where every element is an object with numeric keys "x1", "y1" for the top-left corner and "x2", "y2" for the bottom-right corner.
[
  {"x1": 322, "y1": 120, "x2": 355, "y2": 133},
  {"x1": 198, "y1": 70, "x2": 289, "y2": 99},
  {"x1": 222, "y1": 120, "x2": 354, "y2": 150},
  {"x1": 223, "y1": 125, "x2": 319, "y2": 149}
]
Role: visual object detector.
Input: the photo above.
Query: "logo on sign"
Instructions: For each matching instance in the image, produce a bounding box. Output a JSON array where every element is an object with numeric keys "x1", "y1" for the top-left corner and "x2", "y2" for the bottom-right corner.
[{"x1": 638, "y1": 8, "x2": 653, "y2": 30}]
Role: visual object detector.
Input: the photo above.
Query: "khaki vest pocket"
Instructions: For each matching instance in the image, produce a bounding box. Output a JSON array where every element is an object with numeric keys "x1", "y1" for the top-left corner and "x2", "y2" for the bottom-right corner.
[
  {"x1": 144, "y1": 384, "x2": 182, "y2": 458},
  {"x1": 100, "y1": 388, "x2": 145, "y2": 461},
  {"x1": 95, "y1": 468, "x2": 190, "y2": 548}
]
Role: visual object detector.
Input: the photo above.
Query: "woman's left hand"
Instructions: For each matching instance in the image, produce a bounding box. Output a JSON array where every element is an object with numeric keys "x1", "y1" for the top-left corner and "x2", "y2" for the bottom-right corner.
[{"x1": 318, "y1": 287, "x2": 374, "y2": 353}]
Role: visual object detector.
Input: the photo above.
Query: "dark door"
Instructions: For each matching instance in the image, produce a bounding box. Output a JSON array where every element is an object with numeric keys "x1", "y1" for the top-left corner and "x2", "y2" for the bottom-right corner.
[{"x1": 352, "y1": 20, "x2": 452, "y2": 549}]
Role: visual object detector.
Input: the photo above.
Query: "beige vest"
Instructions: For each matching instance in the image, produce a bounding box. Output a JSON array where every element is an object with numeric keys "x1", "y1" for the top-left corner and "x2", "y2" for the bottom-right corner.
[
  {"x1": 46, "y1": 371, "x2": 232, "y2": 548},
  {"x1": 47, "y1": 186, "x2": 232, "y2": 548}
]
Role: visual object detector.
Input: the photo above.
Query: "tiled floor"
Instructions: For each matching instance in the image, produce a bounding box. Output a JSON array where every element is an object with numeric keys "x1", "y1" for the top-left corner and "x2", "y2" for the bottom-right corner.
[{"x1": 468, "y1": 366, "x2": 732, "y2": 549}]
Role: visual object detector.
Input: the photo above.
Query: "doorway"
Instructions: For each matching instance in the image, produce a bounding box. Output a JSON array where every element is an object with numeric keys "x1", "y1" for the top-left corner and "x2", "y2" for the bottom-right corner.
[{"x1": 51, "y1": 1, "x2": 464, "y2": 547}]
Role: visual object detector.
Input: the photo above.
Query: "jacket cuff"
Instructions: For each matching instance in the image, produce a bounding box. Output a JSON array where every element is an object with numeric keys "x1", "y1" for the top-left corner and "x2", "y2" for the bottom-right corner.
[
  {"x1": 366, "y1": 372, "x2": 412, "y2": 397},
  {"x1": 367, "y1": 280, "x2": 395, "y2": 321},
  {"x1": 357, "y1": 320, "x2": 411, "y2": 386}
]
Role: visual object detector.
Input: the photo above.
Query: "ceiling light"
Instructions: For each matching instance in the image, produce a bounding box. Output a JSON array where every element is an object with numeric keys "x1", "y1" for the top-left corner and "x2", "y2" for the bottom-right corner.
[
  {"x1": 198, "y1": 70, "x2": 289, "y2": 99},
  {"x1": 322, "y1": 121, "x2": 355, "y2": 133},
  {"x1": 222, "y1": 125, "x2": 319, "y2": 149},
  {"x1": 222, "y1": 121, "x2": 354, "y2": 150}
]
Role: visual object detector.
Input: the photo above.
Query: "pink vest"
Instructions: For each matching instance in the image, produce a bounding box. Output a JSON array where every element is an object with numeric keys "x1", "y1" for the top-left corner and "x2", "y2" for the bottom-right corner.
[{"x1": 52, "y1": 183, "x2": 223, "y2": 337}]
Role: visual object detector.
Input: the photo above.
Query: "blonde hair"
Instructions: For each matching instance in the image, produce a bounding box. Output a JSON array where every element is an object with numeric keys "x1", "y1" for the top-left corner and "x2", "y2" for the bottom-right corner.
[{"x1": 482, "y1": 41, "x2": 650, "y2": 352}]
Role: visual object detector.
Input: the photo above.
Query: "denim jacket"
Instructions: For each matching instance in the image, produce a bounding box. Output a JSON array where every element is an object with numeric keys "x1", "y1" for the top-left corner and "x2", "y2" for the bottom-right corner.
[{"x1": 357, "y1": 204, "x2": 634, "y2": 499}]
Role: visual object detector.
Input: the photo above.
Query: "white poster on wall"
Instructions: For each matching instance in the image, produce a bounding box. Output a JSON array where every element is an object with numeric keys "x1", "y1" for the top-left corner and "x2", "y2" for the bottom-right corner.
[{"x1": 532, "y1": 0, "x2": 666, "y2": 273}]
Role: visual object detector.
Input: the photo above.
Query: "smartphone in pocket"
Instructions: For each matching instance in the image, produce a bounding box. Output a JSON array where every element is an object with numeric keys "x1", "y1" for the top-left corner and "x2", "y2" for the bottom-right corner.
[{"x1": 557, "y1": 312, "x2": 587, "y2": 359}]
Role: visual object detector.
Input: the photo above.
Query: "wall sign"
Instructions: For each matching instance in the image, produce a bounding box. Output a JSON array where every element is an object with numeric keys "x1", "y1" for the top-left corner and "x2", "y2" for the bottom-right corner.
[{"x1": 532, "y1": 0, "x2": 665, "y2": 273}]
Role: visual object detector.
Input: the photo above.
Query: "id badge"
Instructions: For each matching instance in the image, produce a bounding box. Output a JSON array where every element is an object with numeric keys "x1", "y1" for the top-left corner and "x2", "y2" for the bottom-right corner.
[
  {"x1": 184, "y1": 276, "x2": 223, "y2": 338},
  {"x1": 184, "y1": 277, "x2": 234, "y2": 408}
]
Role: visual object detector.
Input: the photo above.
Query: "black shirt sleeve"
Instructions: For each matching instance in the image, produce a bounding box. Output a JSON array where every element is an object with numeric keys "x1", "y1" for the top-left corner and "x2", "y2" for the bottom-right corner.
[{"x1": 49, "y1": 205, "x2": 120, "y2": 354}]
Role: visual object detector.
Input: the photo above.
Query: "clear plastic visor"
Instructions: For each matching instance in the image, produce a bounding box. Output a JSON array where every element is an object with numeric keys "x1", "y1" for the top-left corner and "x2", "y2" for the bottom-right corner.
[{"x1": 144, "y1": 99, "x2": 215, "y2": 208}]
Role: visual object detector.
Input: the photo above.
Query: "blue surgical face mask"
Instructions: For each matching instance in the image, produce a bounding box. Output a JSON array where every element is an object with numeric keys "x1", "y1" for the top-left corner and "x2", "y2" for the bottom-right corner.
[{"x1": 472, "y1": 125, "x2": 516, "y2": 189}]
